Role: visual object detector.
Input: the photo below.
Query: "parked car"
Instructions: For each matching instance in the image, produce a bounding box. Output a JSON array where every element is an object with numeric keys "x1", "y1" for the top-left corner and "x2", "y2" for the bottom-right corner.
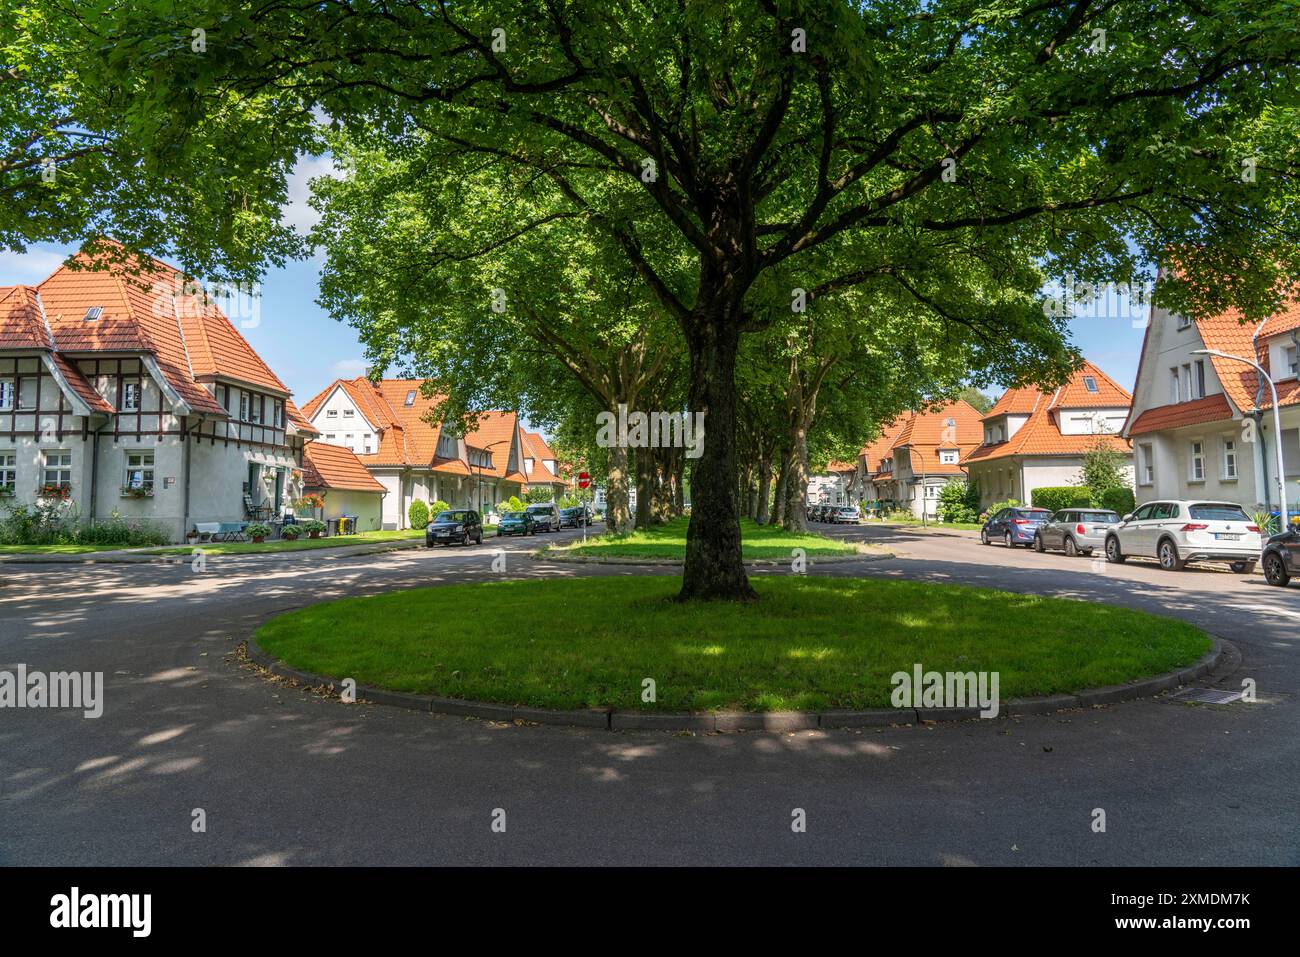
[
  {"x1": 1033, "y1": 508, "x2": 1120, "y2": 557},
  {"x1": 831, "y1": 505, "x2": 860, "y2": 524},
  {"x1": 525, "y1": 502, "x2": 561, "y2": 532},
  {"x1": 1262, "y1": 528, "x2": 1300, "y2": 586},
  {"x1": 980, "y1": 506, "x2": 1054, "y2": 547},
  {"x1": 427, "y1": 509, "x2": 483, "y2": 547},
  {"x1": 496, "y1": 510, "x2": 538, "y2": 537},
  {"x1": 559, "y1": 505, "x2": 592, "y2": 528},
  {"x1": 1104, "y1": 500, "x2": 1261, "y2": 572}
]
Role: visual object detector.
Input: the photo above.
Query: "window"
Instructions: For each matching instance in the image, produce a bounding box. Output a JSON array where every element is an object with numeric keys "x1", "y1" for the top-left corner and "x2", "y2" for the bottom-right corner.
[
  {"x1": 42, "y1": 450, "x2": 71, "y2": 487},
  {"x1": 343, "y1": 408, "x2": 354, "y2": 417},
  {"x1": 363, "y1": 440, "x2": 372, "y2": 454},
  {"x1": 1176, "y1": 314, "x2": 1192, "y2": 330},
  {"x1": 17, "y1": 378, "x2": 35, "y2": 410},
  {"x1": 124, "y1": 451, "x2": 154, "y2": 490},
  {"x1": 239, "y1": 391, "x2": 249, "y2": 422},
  {"x1": 524, "y1": 457, "x2": 534, "y2": 474},
  {"x1": 1083, "y1": 376, "x2": 1098, "y2": 392},
  {"x1": 250, "y1": 395, "x2": 262, "y2": 424},
  {"x1": 1139, "y1": 443, "x2": 1154, "y2": 485},
  {"x1": 1193, "y1": 360, "x2": 1206, "y2": 399},
  {"x1": 1222, "y1": 439, "x2": 1238, "y2": 479},
  {"x1": 217, "y1": 384, "x2": 229, "y2": 411},
  {"x1": 123, "y1": 381, "x2": 141, "y2": 412},
  {"x1": 0, "y1": 379, "x2": 11, "y2": 410},
  {"x1": 1189, "y1": 440, "x2": 1205, "y2": 481},
  {"x1": 327, "y1": 409, "x2": 338, "y2": 418},
  {"x1": 83, "y1": 306, "x2": 103, "y2": 321},
  {"x1": 0, "y1": 451, "x2": 14, "y2": 490},
  {"x1": 1182, "y1": 364, "x2": 1192, "y2": 401},
  {"x1": 405, "y1": 390, "x2": 417, "y2": 406},
  {"x1": 1170, "y1": 368, "x2": 1180, "y2": 403},
  {"x1": 1132, "y1": 504, "x2": 1156, "y2": 521},
  {"x1": 939, "y1": 449, "x2": 958, "y2": 465},
  {"x1": 273, "y1": 399, "x2": 284, "y2": 430},
  {"x1": 1286, "y1": 345, "x2": 1299, "y2": 379}
]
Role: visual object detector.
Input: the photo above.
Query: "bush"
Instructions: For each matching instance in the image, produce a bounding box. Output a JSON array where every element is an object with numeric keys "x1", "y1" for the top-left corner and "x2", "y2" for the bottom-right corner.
[
  {"x1": 0, "y1": 502, "x2": 169, "y2": 547},
  {"x1": 938, "y1": 479, "x2": 981, "y2": 524},
  {"x1": 982, "y1": 499, "x2": 1021, "y2": 520},
  {"x1": 299, "y1": 520, "x2": 326, "y2": 534},
  {"x1": 1031, "y1": 486, "x2": 1093, "y2": 513},
  {"x1": 1096, "y1": 485, "x2": 1136, "y2": 516},
  {"x1": 429, "y1": 499, "x2": 451, "y2": 516},
  {"x1": 525, "y1": 487, "x2": 554, "y2": 504},
  {"x1": 408, "y1": 499, "x2": 430, "y2": 530},
  {"x1": 280, "y1": 525, "x2": 302, "y2": 540},
  {"x1": 77, "y1": 515, "x2": 170, "y2": 546},
  {"x1": 245, "y1": 522, "x2": 273, "y2": 539}
]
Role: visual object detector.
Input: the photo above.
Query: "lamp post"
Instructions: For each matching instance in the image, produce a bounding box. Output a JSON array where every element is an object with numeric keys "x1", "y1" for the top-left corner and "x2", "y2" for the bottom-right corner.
[
  {"x1": 474, "y1": 439, "x2": 507, "y2": 516},
  {"x1": 1192, "y1": 348, "x2": 1289, "y2": 532}
]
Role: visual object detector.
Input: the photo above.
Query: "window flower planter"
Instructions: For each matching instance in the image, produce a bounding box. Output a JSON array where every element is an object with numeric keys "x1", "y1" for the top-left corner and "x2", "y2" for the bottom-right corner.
[
  {"x1": 37, "y1": 484, "x2": 71, "y2": 501},
  {"x1": 0, "y1": 484, "x2": 14, "y2": 498},
  {"x1": 120, "y1": 485, "x2": 154, "y2": 499}
]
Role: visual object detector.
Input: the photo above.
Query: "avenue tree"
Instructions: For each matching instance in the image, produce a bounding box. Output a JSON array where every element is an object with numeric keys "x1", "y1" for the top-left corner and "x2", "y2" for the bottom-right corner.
[{"x1": 7, "y1": 1, "x2": 1300, "y2": 600}]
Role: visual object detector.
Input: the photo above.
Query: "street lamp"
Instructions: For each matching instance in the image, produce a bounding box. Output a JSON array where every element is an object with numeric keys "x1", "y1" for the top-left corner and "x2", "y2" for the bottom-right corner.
[
  {"x1": 474, "y1": 439, "x2": 508, "y2": 515},
  {"x1": 1192, "y1": 348, "x2": 1289, "y2": 532}
]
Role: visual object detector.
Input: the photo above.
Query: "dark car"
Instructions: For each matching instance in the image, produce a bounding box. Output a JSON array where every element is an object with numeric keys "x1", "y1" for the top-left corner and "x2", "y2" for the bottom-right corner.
[
  {"x1": 426, "y1": 509, "x2": 483, "y2": 547},
  {"x1": 525, "y1": 503, "x2": 561, "y2": 532},
  {"x1": 1262, "y1": 529, "x2": 1300, "y2": 586},
  {"x1": 981, "y1": 506, "x2": 1053, "y2": 548},
  {"x1": 496, "y1": 511, "x2": 537, "y2": 537},
  {"x1": 559, "y1": 506, "x2": 592, "y2": 528}
]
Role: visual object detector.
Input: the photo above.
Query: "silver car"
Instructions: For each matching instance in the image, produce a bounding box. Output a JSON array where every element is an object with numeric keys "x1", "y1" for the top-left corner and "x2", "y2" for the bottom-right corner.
[
  {"x1": 1034, "y1": 508, "x2": 1119, "y2": 557},
  {"x1": 1104, "y1": 500, "x2": 1262, "y2": 572}
]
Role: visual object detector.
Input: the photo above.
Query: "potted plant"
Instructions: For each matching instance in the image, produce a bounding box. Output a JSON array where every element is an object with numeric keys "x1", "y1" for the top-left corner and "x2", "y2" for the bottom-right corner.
[
  {"x1": 280, "y1": 524, "x2": 302, "y2": 540},
  {"x1": 300, "y1": 519, "x2": 326, "y2": 539},
  {"x1": 0, "y1": 482, "x2": 13, "y2": 498},
  {"x1": 37, "y1": 482, "x2": 71, "y2": 501},
  {"x1": 245, "y1": 522, "x2": 272, "y2": 544},
  {"x1": 186, "y1": 527, "x2": 199, "y2": 543},
  {"x1": 120, "y1": 484, "x2": 153, "y2": 499}
]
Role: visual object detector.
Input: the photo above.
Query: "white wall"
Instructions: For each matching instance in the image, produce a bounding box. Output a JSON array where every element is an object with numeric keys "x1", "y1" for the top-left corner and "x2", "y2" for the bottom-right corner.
[{"x1": 309, "y1": 386, "x2": 378, "y2": 455}]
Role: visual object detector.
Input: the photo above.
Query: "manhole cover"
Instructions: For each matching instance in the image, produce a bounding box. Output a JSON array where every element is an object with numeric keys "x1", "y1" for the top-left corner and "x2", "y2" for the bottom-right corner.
[{"x1": 1168, "y1": 687, "x2": 1244, "y2": 705}]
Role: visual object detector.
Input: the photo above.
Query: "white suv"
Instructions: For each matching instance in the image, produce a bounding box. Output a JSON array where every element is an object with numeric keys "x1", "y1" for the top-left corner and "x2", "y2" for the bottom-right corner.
[{"x1": 1104, "y1": 500, "x2": 1262, "y2": 573}]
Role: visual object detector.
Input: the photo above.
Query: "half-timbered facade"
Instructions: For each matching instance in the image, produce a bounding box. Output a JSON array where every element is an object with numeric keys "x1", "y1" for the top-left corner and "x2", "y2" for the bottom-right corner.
[{"x1": 0, "y1": 243, "x2": 317, "y2": 542}]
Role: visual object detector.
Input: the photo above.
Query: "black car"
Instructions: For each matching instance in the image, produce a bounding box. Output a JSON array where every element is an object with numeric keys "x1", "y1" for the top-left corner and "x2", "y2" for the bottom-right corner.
[
  {"x1": 525, "y1": 503, "x2": 561, "y2": 532},
  {"x1": 426, "y1": 509, "x2": 483, "y2": 547},
  {"x1": 1262, "y1": 529, "x2": 1300, "y2": 586},
  {"x1": 559, "y1": 506, "x2": 592, "y2": 528}
]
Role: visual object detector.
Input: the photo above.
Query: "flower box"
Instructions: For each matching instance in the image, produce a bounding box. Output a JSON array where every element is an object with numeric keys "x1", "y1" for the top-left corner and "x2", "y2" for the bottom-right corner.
[
  {"x1": 37, "y1": 483, "x2": 71, "y2": 501},
  {"x1": 120, "y1": 485, "x2": 154, "y2": 499}
]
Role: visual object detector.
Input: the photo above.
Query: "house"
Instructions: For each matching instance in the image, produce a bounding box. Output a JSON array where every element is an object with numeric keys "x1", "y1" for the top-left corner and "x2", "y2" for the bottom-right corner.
[
  {"x1": 301, "y1": 441, "x2": 387, "y2": 531},
  {"x1": 0, "y1": 242, "x2": 317, "y2": 542},
  {"x1": 1123, "y1": 274, "x2": 1300, "y2": 516},
  {"x1": 961, "y1": 362, "x2": 1134, "y2": 508},
  {"x1": 868, "y1": 400, "x2": 984, "y2": 518},
  {"x1": 848, "y1": 419, "x2": 909, "y2": 507},
  {"x1": 808, "y1": 462, "x2": 858, "y2": 506},
  {"x1": 301, "y1": 376, "x2": 565, "y2": 528}
]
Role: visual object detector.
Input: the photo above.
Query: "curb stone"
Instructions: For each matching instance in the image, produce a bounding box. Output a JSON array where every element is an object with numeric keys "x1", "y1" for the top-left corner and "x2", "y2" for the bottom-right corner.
[
  {"x1": 534, "y1": 550, "x2": 894, "y2": 567},
  {"x1": 242, "y1": 636, "x2": 1228, "y2": 731}
]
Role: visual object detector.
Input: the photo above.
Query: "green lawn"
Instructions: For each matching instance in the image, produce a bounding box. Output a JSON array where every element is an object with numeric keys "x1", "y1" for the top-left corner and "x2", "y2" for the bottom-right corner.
[
  {"x1": 877, "y1": 516, "x2": 984, "y2": 531},
  {"x1": 0, "y1": 542, "x2": 132, "y2": 555},
  {"x1": 257, "y1": 576, "x2": 1210, "y2": 712},
  {"x1": 547, "y1": 516, "x2": 861, "y2": 560},
  {"x1": 147, "y1": 528, "x2": 429, "y2": 556}
]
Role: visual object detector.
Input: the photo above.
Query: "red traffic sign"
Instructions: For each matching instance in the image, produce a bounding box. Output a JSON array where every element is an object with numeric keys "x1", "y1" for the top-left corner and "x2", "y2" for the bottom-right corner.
[{"x1": 578, "y1": 472, "x2": 591, "y2": 489}]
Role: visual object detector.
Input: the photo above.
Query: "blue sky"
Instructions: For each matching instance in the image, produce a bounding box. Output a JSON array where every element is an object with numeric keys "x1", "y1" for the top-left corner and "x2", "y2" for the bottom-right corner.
[{"x1": 1, "y1": 155, "x2": 1149, "y2": 409}]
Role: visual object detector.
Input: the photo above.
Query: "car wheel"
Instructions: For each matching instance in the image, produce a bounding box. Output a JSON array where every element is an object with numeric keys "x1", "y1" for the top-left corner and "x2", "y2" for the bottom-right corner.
[
  {"x1": 1263, "y1": 552, "x2": 1290, "y2": 586},
  {"x1": 476, "y1": 531, "x2": 483, "y2": 545},
  {"x1": 1105, "y1": 536, "x2": 1126, "y2": 563},
  {"x1": 1229, "y1": 560, "x2": 1255, "y2": 575},
  {"x1": 1158, "y1": 538, "x2": 1184, "y2": 571},
  {"x1": 461, "y1": 532, "x2": 470, "y2": 547},
  {"x1": 496, "y1": 530, "x2": 502, "y2": 537},
  {"x1": 980, "y1": 529, "x2": 990, "y2": 545},
  {"x1": 1063, "y1": 537, "x2": 1078, "y2": 558},
  {"x1": 1004, "y1": 531, "x2": 1014, "y2": 548},
  {"x1": 1033, "y1": 534, "x2": 1045, "y2": 553}
]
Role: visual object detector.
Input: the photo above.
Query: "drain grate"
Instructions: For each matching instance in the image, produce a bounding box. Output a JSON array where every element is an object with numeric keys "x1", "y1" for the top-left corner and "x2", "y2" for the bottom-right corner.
[{"x1": 1168, "y1": 687, "x2": 1244, "y2": 705}]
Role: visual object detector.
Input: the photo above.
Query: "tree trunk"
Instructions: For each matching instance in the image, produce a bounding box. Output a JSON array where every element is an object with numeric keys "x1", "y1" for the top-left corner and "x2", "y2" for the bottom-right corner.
[
  {"x1": 674, "y1": 455, "x2": 686, "y2": 515},
  {"x1": 634, "y1": 444, "x2": 654, "y2": 529},
  {"x1": 680, "y1": 316, "x2": 754, "y2": 601},
  {"x1": 652, "y1": 446, "x2": 677, "y2": 522},
  {"x1": 783, "y1": 422, "x2": 809, "y2": 533},
  {"x1": 606, "y1": 441, "x2": 632, "y2": 534},
  {"x1": 755, "y1": 450, "x2": 773, "y2": 525},
  {"x1": 773, "y1": 446, "x2": 790, "y2": 526}
]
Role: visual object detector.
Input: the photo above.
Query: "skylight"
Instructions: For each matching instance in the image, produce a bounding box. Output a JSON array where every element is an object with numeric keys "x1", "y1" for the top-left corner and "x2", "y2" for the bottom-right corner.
[
  {"x1": 1084, "y1": 376, "x2": 1098, "y2": 392},
  {"x1": 83, "y1": 306, "x2": 103, "y2": 321},
  {"x1": 404, "y1": 390, "x2": 416, "y2": 406}
]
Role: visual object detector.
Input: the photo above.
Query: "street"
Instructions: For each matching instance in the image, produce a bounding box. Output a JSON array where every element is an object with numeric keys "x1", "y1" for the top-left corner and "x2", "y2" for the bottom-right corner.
[{"x1": 1, "y1": 524, "x2": 1296, "y2": 866}]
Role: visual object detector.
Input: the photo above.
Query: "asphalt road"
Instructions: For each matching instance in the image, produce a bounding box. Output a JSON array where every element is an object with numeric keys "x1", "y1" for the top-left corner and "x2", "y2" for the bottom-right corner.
[{"x1": 1, "y1": 522, "x2": 1296, "y2": 866}]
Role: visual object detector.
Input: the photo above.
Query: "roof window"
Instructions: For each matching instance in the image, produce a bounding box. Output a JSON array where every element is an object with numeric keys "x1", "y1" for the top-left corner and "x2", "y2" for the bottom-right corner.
[
  {"x1": 83, "y1": 306, "x2": 103, "y2": 321},
  {"x1": 404, "y1": 390, "x2": 416, "y2": 406},
  {"x1": 1083, "y1": 376, "x2": 1098, "y2": 392}
]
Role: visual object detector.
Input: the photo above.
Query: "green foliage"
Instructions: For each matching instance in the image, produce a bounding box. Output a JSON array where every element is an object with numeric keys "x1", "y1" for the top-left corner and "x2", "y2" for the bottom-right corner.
[
  {"x1": 957, "y1": 387, "x2": 994, "y2": 415},
  {"x1": 280, "y1": 524, "x2": 302, "y2": 540},
  {"x1": 299, "y1": 520, "x2": 327, "y2": 534},
  {"x1": 244, "y1": 523, "x2": 273, "y2": 539},
  {"x1": 985, "y1": 499, "x2": 1023, "y2": 518},
  {"x1": 503, "y1": 495, "x2": 526, "y2": 513},
  {"x1": 0, "y1": 501, "x2": 169, "y2": 546},
  {"x1": 1098, "y1": 486, "x2": 1137, "y2": 517},
  {"x1": 525, "y1": 487, "x2": 554, "y2": 504},
  {"x1": 429, "y1": 500, "x2": 451, "y2": 516},
  {"x1": 1031, "y1": 486, "x2": 1094, "y2": 513},
  {"x1": 938, "y1": 479, "x2": 981, "y2": 524},
  {"x1": 1078, "y1": 440, "x2": 1130, "y2": 496},
  {"x1": 408, "y1": 499, "x2": 430, "y2": 530}
]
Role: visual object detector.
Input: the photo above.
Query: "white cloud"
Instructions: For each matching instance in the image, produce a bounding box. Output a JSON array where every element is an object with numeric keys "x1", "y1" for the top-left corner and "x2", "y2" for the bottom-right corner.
[
  {"x1": 332, "y1": 358, "x2": 369, "y2": 376},
  {"x1": 0, "y1": 245, "x2": 72, "y2": 284},
  {"x1": 281, "y1": 153, "x2": 344, "y2": 236}
]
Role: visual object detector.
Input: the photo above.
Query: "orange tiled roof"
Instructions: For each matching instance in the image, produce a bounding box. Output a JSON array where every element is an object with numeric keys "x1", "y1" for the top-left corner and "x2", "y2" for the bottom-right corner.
[
  {"x1": 0, "y1": 285, "x2": 53, "y2": 349},
  {"x1": 466, "y1": 410, "x2": 519, "y2": 479},
  {"x1": 964, "y1": 363, "x2": 1133, "y2": 463},
  {"x1": 521, "y1": 430, "x2": 564, "y2": 486},
  {"x1": 858, "y1": 419, "x2": 908, "y2": 476},
  {"x1": 1128, "y1": 394, "x2": 1235, "y2": 436},
  {"x1": 48, "y1": 352, "x2": 116, "y2": 414},
  {"x1": 302, "y1": 442, "x2": 387, "y2": 492},
  {"x1": 176, "y1": 296, "x2": 288, "y2": 395},
  {"x1": 890, "y1": 399, "x2": 984, "y2": 474},
  {"x1": 286, "y1": 399, "x2": 319, "y2": 436}
]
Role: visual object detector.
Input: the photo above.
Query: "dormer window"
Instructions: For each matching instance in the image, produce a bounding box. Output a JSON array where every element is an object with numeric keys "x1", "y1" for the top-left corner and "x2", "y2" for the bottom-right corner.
[
  {"x1": 405, "y1": 390, "x2": 416, "y2": 406},
  {"x1": 83, "y1": 306, "x2": 103, "y2": 321},
  {"x1": 1083, "y1": 376, "x2": 1098, "y2": 392}
]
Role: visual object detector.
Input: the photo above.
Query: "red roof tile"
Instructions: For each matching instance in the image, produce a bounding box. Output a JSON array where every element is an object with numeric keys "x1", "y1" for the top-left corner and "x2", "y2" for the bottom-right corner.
[
  {"x1": 1128, "y1": 394, "x2": 1234, "y2": 436},
  {"x1": 303, "y1": 442, "x2": 387, "y2": 492},
  {"x1": 890, "y1": 399, "x2": 984, "y2": 474},
  {"x1": 0, "y1": 285, "x2": 53, "y2": 349}
]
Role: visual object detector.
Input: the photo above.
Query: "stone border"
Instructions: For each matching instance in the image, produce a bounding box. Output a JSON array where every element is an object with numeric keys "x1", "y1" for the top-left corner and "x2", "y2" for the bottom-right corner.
[
  {"x1": 0, "y1": 537, "x2": 426, "y2": 565},
  {"x1": 533, "y1": 547, "x2": 893, "y2": 566},
  {"x1": 243, "y1": 634, "x2": 1228, "y2": 732}
]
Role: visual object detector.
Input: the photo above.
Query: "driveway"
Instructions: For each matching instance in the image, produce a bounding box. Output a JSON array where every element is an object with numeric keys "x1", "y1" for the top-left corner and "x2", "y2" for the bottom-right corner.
[{"x1": 1, "y1": 523, "x2": 1296, "y2": 866}]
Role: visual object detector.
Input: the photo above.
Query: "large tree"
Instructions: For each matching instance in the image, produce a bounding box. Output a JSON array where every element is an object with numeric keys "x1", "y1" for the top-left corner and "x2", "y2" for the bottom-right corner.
[{"x1": 11, "y1": 0, "x2": 1300, "y2": 600}]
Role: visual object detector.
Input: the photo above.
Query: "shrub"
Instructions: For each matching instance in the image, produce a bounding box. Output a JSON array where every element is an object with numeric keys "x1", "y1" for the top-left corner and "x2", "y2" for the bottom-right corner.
[
  {"x1": 1096, "y1": 485, "x2": 1136, "y2": 516},
  {"x1": 1031, "y1": 486, "x2": 1093, "y2": 513},
  {"x1": 429, "y1": 499, "x2": 451, "y2": 516},
  {"x1": 982, "y1": 499, "x2": 1021, "y2": 521},
  {"x1": 77, "y1": 516, "x2": 170, "y2": 546},
  {"x1": 408, "y1": 499, "x2": 430, "y2": 530},
  {"x1": 245, "y1": 522, "x2": 272, "y2": 539},
  {"x1": 299, "y1": 519, "x2": 326, "y2": 534},
  {"x1": 938, "y1": 479, "x2": 981, "y2": 524},
  {"x1": 525, "y1": 487, "x2": 554, "y2": 504},
  {"x1": 280, "y1": 525, "x2": 302, "y2": 540}
]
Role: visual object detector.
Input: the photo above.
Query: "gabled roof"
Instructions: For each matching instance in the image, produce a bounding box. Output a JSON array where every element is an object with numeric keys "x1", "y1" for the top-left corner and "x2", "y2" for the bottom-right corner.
[
  {"x1": 858, "y1": 419, "x2": 908, "y2": 476},
  {"x1": 964, "y1": 363, "x2": 1133, "y2": 464},
  {"x1": 465, "y1": 410, "x2": 519, "y2": 479},
  {"x1": 890, "y1": 399, "x2": 984, "y2": 474},
  {"x1": 0, "y1": 285, "x2": 53, "y2": 349},
  {"x1": 175, "y1": 296, "x2": 289, "y2": 395},
  {"x1": 521, "y1": 430, "x2": 564, "y2": 486},
  {"x1": 286, "y1": 400, "x2": 319, "y2": 436},
  {"x1": 302, "y1": 442, "x2": 387, "y2": 493}
]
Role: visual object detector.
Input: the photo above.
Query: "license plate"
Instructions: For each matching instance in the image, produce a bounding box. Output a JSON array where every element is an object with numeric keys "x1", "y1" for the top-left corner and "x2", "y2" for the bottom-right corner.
[{"x1": 1214, "y1": 532, "x2": 1241, "y2": 540}]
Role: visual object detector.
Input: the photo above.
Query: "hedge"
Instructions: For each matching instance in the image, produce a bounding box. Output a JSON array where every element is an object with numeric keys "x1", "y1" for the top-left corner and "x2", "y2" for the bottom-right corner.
[
  {"x1": 408, "y1": 499, "x2": 430, "y2": 530},
  {"x1": 1030, "y1": 486, "x2": 1093, "y2": 513},
  {"x1": 1096, "y1": 486, "x2": 1136, "y2": 516}
]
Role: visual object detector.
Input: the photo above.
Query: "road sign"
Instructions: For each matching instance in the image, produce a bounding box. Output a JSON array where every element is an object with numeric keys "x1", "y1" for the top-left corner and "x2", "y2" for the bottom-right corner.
[{"x1": 578, "y1": 472, "x2": 591, "y2": 489}]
